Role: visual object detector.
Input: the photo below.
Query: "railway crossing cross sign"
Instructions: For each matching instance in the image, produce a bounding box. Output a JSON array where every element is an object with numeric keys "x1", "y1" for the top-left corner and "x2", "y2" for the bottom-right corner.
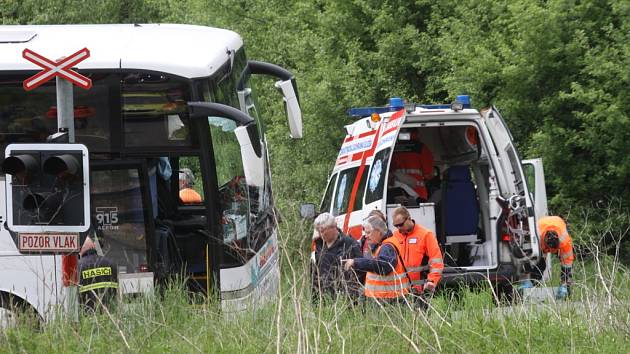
[{"x1": 22, "y1": 47, "x2": 92, "y2": 91}]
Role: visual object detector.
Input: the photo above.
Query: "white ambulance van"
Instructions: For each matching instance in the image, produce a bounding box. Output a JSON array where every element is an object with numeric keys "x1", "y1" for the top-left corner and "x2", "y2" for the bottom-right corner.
[{"x1": 318, "y1": 96, "x2": 548, "y2": 293}]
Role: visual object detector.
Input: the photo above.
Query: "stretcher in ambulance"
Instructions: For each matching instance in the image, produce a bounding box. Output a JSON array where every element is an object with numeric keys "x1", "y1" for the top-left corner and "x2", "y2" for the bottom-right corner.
[{"x1": 318, "y1": 96, "x2": 549, "y2": 289}]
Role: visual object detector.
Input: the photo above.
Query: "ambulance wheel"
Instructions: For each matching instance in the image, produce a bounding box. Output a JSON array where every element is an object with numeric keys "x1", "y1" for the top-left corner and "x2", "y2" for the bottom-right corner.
[
  {"x1": 495, "y1": 282, "x2": 517, "y2": 305},
  {"x1": 0, "y1": 293, "x2": 40, "y2": 330}
]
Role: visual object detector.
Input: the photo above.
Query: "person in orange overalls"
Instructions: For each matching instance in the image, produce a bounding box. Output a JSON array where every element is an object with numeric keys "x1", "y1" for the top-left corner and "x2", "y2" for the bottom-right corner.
[
  {"x1": 390, "y1": 206, "x2": 443, "y2": 305},
  {"x1": 179, "y1": 168, "x2": 202, "y2": 204},
  {"x1": 390, "y1": 130, "x2": 434, "y2": 202},
  {"x1": 521, "y1": 216, "x2": 574, "y2": 299}
]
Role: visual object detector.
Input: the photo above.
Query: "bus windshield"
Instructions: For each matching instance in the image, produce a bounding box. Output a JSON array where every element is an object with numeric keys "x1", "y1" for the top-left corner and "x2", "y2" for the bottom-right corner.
[{"x1": 0, "y1": 72, "x2": 193, "y2": 152}]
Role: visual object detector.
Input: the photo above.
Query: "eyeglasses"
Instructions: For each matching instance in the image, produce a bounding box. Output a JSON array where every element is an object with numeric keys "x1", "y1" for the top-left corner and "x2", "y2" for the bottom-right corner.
[{"x1": 393, "y1": 217, "x2": 408, "y2": 229}]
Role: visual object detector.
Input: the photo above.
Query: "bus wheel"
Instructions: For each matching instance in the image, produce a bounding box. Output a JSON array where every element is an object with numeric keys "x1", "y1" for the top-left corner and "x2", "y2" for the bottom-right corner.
[{"x1": 0, "y1": 294, "x2": 40, "y2": 330}]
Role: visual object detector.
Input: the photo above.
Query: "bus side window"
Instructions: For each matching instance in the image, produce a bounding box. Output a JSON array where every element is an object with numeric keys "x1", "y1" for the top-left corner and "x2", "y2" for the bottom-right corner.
[
  {"x1": 178, "y1": 156, "x2": 204, "y2": 205},
  {"x1": 91, "y1": 166, "x2": 150, "y2": 274},
  {"x1": 365, "y1": 148, "x2": 391, "y2": 204}
]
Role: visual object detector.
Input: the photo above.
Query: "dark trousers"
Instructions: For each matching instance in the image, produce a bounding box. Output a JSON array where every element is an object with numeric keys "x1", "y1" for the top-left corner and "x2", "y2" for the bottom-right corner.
[{"x1": 524, "y1": 257, "x2": 547, "y2": 281}]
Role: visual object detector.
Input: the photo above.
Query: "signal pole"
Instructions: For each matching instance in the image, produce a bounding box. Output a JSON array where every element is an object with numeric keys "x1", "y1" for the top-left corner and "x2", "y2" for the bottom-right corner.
[{"x1": 56, "y1": 77, "x2": 75, "y2": 142}]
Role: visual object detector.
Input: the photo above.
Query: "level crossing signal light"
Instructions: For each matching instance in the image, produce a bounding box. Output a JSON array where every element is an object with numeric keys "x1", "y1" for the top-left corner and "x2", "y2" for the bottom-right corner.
[{"x1": 2, "y1": 143, "x2": 90, "y2": 233}]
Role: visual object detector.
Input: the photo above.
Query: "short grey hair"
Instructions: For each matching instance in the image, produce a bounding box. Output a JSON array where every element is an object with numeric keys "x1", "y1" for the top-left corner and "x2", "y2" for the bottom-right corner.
[
  {"x1": 363, "y1": 216, "x2": 387, "y2": 235},
  {"x1": 179, "y1": 168, "x2": 195, "y2": 187},
  {"x1": 314, "y1": 212, "x2": 337, "y2": 229}
]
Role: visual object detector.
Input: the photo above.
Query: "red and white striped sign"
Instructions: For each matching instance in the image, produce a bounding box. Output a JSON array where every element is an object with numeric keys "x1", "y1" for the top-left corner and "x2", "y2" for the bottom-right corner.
[{"x1": 22, "y1": 48, "x2": 92, "y2": 91}]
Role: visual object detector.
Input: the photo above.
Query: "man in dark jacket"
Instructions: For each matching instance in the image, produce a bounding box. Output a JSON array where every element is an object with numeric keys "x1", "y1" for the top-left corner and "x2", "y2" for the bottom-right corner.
[
  {"x1": 78, "y1": 237, "x2": 118, "y2": 312},
  {"x1": 311, "y1": 212, "x2": 362, "y2": 303}
]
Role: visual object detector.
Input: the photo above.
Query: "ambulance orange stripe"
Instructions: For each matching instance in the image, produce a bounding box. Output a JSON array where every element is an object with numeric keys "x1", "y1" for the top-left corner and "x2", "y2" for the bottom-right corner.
[
  {"x1": 342, "y1": 109, "x2": 405, "y2": 232},
  {"x1": 343, "y1": 129, "x2": 377, "y2": 143}
]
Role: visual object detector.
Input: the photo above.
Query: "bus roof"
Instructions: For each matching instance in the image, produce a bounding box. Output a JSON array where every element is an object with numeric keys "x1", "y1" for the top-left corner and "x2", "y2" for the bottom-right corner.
[{"x1": 0, "y1": 24, "x2": 243, "y2": 79}]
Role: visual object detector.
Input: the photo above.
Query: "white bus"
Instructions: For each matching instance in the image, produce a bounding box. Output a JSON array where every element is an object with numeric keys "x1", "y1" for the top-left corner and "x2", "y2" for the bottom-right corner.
[{"x1": 0, "y1": 24, "x2": 302, "y2": 325}]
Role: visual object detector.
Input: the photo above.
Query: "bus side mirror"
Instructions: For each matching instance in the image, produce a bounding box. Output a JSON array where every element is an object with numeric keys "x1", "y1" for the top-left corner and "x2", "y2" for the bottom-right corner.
[
  {"x1": 275, "y1": 79, "x2": 302, "y2": 139},
  {"x1": 237, "y1": 60, "x2": 303, "y2": 139},
  {"x1": 299, "y1": 203, "x2": 316, "y2": 220}
]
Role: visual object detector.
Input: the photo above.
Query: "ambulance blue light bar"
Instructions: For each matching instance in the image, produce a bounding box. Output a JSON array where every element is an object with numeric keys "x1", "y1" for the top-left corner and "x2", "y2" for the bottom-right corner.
[
  {"x1": 347, "y1": 95, "x2": 472, "y2": 118},
  {"x1": 347, "y1": 97, "x2": 404, "y2": 118}
]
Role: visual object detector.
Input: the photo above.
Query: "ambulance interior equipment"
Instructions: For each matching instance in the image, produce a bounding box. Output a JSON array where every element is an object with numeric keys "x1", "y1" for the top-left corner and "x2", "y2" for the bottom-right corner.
[{"x1": 320, "y1": 96, "x2": 548, "y2": 288}]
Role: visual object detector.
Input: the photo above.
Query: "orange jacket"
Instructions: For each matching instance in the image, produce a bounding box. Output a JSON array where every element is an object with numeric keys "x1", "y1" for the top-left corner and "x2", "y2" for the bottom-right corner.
[
  {"x1": 179, "y1": 188, "x2": 202, "y2": 204},
  {"x1": 538, "y1": 216, "x2": 574, "y2": 267},
  {"x1": 391, "y1": 146, "x2": 434, "y2": 200},
  {"x1": 364, "y1": 238, "x2": 411, "y2": 299},
  {"x1": 390, "y1": 223, "x2": 443, "y2": 288}
]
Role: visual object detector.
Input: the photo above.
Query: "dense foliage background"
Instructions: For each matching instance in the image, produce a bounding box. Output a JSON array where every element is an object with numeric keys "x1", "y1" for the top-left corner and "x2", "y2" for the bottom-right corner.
[{"x1": 2, "y1": 0, "x2": 629, "y2": 253}]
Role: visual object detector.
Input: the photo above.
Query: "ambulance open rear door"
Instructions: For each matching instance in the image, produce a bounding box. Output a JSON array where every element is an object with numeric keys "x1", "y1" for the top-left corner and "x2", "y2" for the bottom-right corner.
[{"x1": 483, "y1": 107, "x2": 541, "y2": 263}]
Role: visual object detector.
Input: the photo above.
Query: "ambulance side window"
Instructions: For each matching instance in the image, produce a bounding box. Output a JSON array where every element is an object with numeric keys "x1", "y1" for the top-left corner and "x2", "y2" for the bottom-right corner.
[
  {"x1": 365, "y1": 148, "x2": 391, "y2": 204},
  {"x1": 522, "y1": 163, "x2": 536, "y2": 197},
  {"x1": 320, "y1": 173, "x2": 337, "y2": 213},
  {"x1": 352, "y1": 170, "x2": 368, "y2": 211},
  {"x1": 333, "y1": 168, "x2": 358, "y2": 216},
  {"x1": 507, "y1": 147, "x2": 526, "y2": 195}
]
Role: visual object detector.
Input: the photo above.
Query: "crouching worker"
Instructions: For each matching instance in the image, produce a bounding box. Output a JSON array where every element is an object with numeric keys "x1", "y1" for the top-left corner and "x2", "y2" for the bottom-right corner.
[
  {"x1": 521, "y1": 216, "x2": 574, "y2": 300},
  {"x1": 342, "y1": 216, "x2": 411, "y2": 304},
  {"x1": 78, "y1": 237, "x2": 119, "y2": 312},
  {"x1": 311, "y1": 213, "x2": 362, "y2": 304}
]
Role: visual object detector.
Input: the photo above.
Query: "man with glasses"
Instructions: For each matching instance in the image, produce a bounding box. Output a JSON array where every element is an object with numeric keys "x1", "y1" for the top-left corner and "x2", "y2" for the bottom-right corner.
[{"x1": 390, "y1": 206, "x2": 443, "y2": 299}]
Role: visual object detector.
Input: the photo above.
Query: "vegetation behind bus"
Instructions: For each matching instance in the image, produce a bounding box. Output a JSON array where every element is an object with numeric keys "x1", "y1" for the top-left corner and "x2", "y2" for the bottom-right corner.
[{"x1": 3, "y1": 0, "x2": 628, "y2": 213}]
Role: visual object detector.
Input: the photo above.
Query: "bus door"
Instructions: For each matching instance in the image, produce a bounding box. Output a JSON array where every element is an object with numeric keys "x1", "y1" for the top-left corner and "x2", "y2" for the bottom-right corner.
[
  {"x1": 90, "y1": 160, "x2": 155, "y2": 295},
  {"x1": 188, "y1": 102, "x2": 279, "y2": 308},
  {"x1": 483, "y1": 107, "x2": 540, "y2": 262},
  {"x1": 332, "y1": 110, "x2": 405, "y2": 239}
]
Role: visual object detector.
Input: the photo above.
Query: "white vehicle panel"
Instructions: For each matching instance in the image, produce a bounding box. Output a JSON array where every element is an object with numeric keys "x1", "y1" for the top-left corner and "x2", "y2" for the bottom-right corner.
[
  {"x1": 0, "y1": 24, "x2": 243, "y2": 79},
  {"x1": 220, "y1": 232, "x2": 279, "y2": 312}
]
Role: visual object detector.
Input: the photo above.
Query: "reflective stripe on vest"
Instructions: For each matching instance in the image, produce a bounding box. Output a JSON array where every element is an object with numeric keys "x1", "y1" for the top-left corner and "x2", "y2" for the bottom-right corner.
[
  {"x1": 364, "y1": 282, "x2": 411, "y2": 293},
  {"x1": 364, "y1": 240, "x2": 410, "y2": 299},
  {"x1": 407, "y1": 265, "x2": 429, "y2": 273},
  {"x1": 397, "y1": 168, "x2": 423, "y2": 176},
  {"x1": 560, "y1": 250, "x2": 574, "y2": 260},
  {"x1": 429, "y1": 258, "x2": 443, "y2": 265},
  {"x1": 559, "y1": 231, "x2": 569, "y2": 243},
  {"x1": 79, "y1": 281, "x2": 118, "y2": 293},
  {"x1": 366, "y1": 271, "x2": 408, "y2": 283}
]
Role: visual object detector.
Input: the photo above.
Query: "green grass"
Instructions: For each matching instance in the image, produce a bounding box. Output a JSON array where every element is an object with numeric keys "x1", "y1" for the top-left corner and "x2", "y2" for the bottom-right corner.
[{"x1": 3, "y1": 208, "x2": 630, "y2": 353}]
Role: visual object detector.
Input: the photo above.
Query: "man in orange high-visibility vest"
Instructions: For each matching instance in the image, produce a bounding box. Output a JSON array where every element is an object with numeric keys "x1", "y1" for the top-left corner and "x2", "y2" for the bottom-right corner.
[
  {"x1": 390, "y1": 206, "x2": 443, "y2": 302},
  {"x1": 521, "y1": 216, "x2": 575, "y2": 299}
]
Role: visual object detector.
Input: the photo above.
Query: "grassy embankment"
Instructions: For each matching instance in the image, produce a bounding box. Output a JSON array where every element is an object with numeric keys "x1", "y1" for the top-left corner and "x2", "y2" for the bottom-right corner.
[{"x1": 2, "y1": 206, "x2": 630, "y2": 353}]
